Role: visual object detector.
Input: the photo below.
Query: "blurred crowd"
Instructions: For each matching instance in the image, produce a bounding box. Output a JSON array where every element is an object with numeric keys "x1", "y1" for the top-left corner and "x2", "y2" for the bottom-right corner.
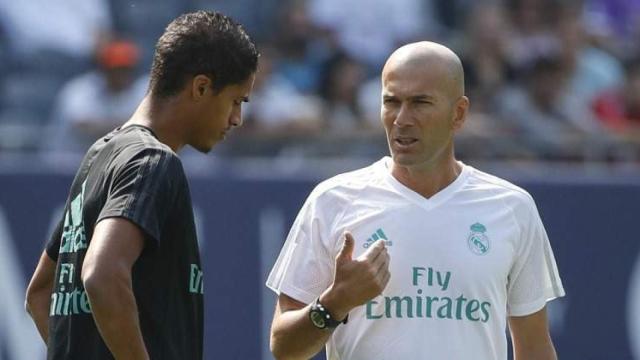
[{"x1": 0, "y1": 0, "x2": 639, "y2": 164}]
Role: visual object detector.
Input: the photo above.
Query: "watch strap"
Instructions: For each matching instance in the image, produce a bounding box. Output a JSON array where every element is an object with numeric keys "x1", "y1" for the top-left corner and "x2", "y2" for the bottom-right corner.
[{"x1": 309, "y1": 297, "x2": 348, "y2": 329}]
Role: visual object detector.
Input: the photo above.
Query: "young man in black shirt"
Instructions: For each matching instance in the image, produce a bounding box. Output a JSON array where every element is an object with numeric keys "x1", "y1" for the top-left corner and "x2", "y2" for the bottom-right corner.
[{"x1": 24, "y1": 11, "x2": 258, "y2": 359}]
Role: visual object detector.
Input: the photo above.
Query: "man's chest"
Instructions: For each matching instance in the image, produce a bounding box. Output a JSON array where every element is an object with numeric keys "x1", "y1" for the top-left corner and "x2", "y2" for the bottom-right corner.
[{"x1": 340, "y1": 202, "x2": 521, "y2": 297}]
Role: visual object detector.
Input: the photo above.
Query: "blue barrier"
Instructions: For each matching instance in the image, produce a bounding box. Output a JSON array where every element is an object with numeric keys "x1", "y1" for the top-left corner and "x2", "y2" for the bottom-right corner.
[{"x1": 1, "y1": 172, "x2": 638, "y2": 359}]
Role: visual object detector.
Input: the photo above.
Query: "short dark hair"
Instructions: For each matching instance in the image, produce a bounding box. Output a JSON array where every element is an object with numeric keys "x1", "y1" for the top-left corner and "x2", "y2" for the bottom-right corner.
[{"x1": 149, "y1": 11, "x2": 259, "y2": 98}]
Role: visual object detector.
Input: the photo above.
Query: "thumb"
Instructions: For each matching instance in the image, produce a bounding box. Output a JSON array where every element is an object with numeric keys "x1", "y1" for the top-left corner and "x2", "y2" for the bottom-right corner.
[{"x1": 337, "y1": 232, "x2": 355, "y2": 262}]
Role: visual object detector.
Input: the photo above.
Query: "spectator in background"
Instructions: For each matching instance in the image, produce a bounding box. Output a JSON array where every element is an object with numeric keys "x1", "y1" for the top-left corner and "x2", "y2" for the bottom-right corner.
[
  {"x1": 453, "y1": 3, "x2": 519, "y2": 160},
  {"x1": 319, "y1": 53, "x2": 371, "y2": 133},
  {"x1": 0, "y1": 0, "x2": 112, "y2": 154},
  {"x1": 0, "y1": 0, "x2": 110, "y2": 62},
  {"x1": 307, "y1": 0, "x2": 436, "y2": 70},
  {"x1": 46, "y1": 39, "x2": 148, "y2": 154},
  {"x1": 242, "y1": 46, "x2": 323, "y2": 137},
  {"x1": 504, "y1": 0, "x2": 559, "y2": 70},
  {"x1": 356, "y1": 75, "x2": 384, "y2": 129},
  {"x1": 496, "y1": 55, "x2": 588, "y2": 160},
  {"x1": 272, "y1": 0, "x2": 332, "y2": 94},
  {"x1": 583, "y1": 0, "x2": 640, "y2": 56},
  {"x1": 226, "y1": 46, "x2": 323, "y2": 157},
  {"x1": 554, "y1": 3, "x2": 624, "y2": 133},
  {"x1": 593, "y1": 58, "x2": 640, "y2": 132},
  {"x1": 496, "y1": 1, "x2": 624, "y2": 162},
  {"x1": 460, "y1": 3, "x2": 514, "y2": 114}
]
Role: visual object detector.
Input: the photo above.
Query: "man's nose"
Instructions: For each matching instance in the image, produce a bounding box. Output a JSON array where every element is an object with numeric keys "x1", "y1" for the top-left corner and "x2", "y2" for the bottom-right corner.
[
  {"x1": 229, "y1": 106, "x2": 243, "y2": 127},
  {"x1": 393, "y1": 103, "x2": 413, "y2": 127}
]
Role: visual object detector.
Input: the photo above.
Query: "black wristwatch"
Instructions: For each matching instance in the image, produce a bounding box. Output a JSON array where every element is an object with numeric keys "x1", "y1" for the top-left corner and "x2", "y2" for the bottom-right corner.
[{"x1": 309, "y1": 297, "x2": 348, "y2": 330}]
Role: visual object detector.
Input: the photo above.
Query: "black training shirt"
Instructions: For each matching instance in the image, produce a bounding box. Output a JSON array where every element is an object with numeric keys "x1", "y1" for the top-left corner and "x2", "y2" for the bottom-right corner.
[{"x1": 45, "y1": 125, "x2": 203, "y2": 360}]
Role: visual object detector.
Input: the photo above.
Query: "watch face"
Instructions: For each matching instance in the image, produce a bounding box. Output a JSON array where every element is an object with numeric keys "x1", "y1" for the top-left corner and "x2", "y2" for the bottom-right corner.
[{"x1": 310, "y1": 311, "x2": 326, "y2": 328}]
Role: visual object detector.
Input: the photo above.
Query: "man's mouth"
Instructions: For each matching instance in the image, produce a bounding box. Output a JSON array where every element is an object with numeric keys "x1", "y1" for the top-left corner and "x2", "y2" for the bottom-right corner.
[{"x1": 394, "y1": 137, "x2": 418, "y2": 146}]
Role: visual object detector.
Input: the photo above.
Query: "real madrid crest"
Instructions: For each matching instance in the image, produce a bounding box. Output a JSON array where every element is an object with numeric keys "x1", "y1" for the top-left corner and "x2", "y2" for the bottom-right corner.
[{"x1": 468, "y1": 222, "x2": 490, "y2": 255}]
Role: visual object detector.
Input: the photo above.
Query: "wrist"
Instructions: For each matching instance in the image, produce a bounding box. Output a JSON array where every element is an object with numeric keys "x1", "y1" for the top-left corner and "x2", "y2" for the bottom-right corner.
[
  {"x1": 319, "y1": 286, "x2": 350, "y2": 322},
  {"x1": 309, "y1": 297, "x2": 349, "y2": 330}
]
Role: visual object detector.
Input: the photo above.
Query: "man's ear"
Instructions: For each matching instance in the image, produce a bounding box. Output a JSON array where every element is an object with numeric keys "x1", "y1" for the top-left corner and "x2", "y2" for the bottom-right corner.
[
  {"x1": 191, "y1": 74, "x2": 213, "y2": 100},
  {"x1": 452, "y1": 96, "x2": 469, "y2": 131}
]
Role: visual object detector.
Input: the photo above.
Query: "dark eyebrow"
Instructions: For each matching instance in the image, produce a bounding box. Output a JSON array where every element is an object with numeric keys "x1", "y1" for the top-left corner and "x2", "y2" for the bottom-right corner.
[
  {"x1": 382, "y1": 94, "x2": 436, "y2": 101},
  {"x1": 411, "y1": 94, "x2": 436, "y2": 101}
]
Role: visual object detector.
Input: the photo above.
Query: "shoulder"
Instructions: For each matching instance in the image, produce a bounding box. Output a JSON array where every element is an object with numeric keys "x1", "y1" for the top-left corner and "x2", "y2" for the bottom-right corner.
[
  {"x1": 113, "y1": 126, "x2": 174, "y2": 155},
  {"x1": 465, "y1": 166, "x2": 538, "y2": 215},
  {"x1": 108, "y1": 127, "x2": 183, "y2": 178},
  {"x1": 307, "y1": 160, "x2": 384, "y2": 206}
]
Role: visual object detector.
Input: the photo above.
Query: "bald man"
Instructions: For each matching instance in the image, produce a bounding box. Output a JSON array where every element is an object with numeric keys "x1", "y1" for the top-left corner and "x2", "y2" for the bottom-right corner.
[{"x1": 267, "y1": 42, "x2": 564, "y2": 360}]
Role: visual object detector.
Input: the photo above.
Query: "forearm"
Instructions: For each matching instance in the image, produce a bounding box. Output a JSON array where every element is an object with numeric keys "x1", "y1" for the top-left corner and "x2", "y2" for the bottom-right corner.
[
  {"x1": 271, "y1": 288, "x2": 351, "y2": 360},
  {"x1": 270, "y1": 235, "x2": 390, "y2": 359},
  {"x1": 25, "y1": 289, "x2": 51, "y2": 344},
  {"x1": 84, "y1": 276, "x2": 149, "y2": 360},
  {"x1": 270, "y1": 303, "x2": 333, "y2": 360},
  {"x1": 25, "y1": 251, "x2": 56, "y2": 345},
  {"x1": 509, "y1": 307, "x2": 557, "y2": 360},
  {"x1": 513, "y1": 342, "x2": 557, "y2": 360}
]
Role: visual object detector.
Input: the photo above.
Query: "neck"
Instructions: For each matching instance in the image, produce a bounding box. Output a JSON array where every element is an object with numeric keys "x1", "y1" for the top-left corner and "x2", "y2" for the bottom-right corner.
[
  {"x1": 390, "y1": 150, "x2": 462, "y2": 199},
  {"x1": 124, "y1": 94, "x2": 187, "y2": 152}
]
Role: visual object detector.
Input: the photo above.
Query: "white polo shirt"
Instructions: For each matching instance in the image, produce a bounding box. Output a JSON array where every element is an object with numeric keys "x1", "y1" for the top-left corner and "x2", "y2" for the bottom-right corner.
[{"x1": 267, "y1": 157, "x2": 565, "y2": 360}]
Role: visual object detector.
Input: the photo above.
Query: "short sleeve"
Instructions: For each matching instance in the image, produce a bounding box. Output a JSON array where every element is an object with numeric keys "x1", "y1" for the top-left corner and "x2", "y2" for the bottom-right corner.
[
  {"x1": 266, "y1": 194, "x2": 337, "y2": 305},
  {"x1": 45, "y1": 216, "x2": 64, "y2": 261},
  {"x1": 507, "y1": 199, "x2": 565, "y2": 316},
  {"x1": 97, "y1": 148, "x2": 182, "y2": 246}
]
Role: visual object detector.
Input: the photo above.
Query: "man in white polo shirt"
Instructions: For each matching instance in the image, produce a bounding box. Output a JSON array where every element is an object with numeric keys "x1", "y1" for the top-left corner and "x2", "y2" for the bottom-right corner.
[{"x1": 267, "y1": 41, "x2": 565, "y2": 360}]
